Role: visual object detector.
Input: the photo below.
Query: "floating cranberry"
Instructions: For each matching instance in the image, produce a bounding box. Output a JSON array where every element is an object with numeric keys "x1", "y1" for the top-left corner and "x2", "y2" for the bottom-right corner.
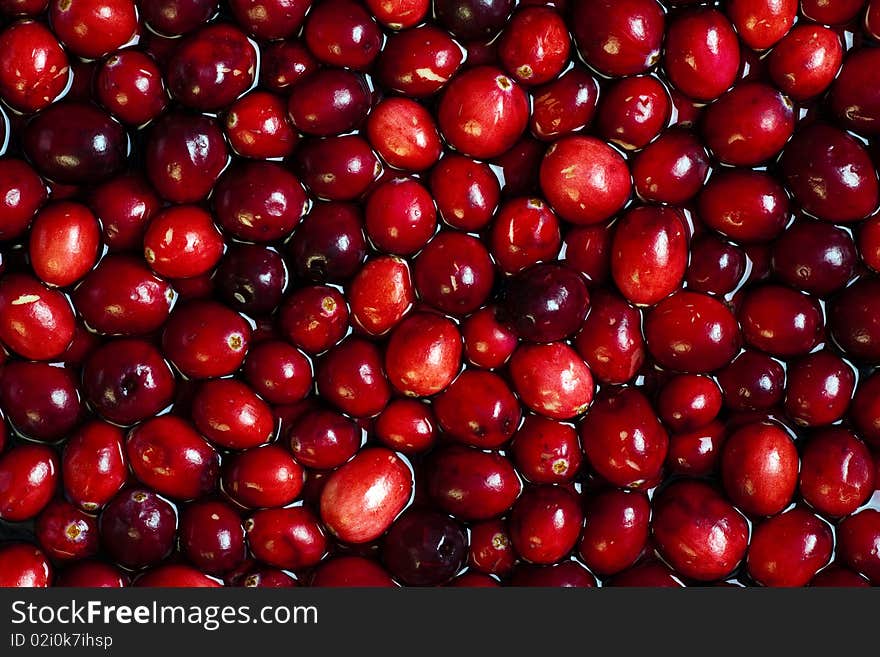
[
  {"x1": 747, "y1": 507, "x2": 834, "y2": 587},
  {"x1": 0, "y1": 361, "x2": 81, "y2": 441},
  {"x1": 222, "y1": 444, "x2": 303, "y2": 509},
  {"x1": 0, "y1": 543, "x2": 52, "y2": 587},
  {"x1": 62, "y1": 421, "x2": 127, "y2": 512},
  {"x1": 99, "y1": 488, "x2": 176, "y2": 569},
  {"x1": 162, "y1": 301, "x2": 251, "y2": 379},
  {"x1": 317, "y1": 338, "x2": 391, "y2": 418},
  {"x1": 578, "y1": 489, "x2": 650, "y2": 576},
  {"x1": 304, "y1": 0, "x2": 382, "y2": 70},
  {"x1": 664, "y1": 9, "x2": 740, "y2": 102},
  {"x1": 376, "y1": 26, "x2": 464, "y2": 98},
  {"x1": 768, "y1": 25, "x2": 842, "y2": 101},
  {"x1": 0, "y1": 273, "x2": 74, "y2": 360},
  {"x1": 784, "y1": 351, "x2": 855, "y2": 427},
  {"x1": 382, "y1": 508, "x2": 467, "y2": 586},
  {"x1": 414, "y1": 232, "x2": 495, "y2": 316},
  {"x1": 0, "y1": 444, "x2": 58, "y2": 522},
  {"x1": 510, "y1": 343, "x2": 594, "y2": 420},
  {"x1": 799, "y1": 428, "x2": 874, "y2": 518},
  {"x1": 0, "y1": 21, "x2": 69, "y2": 113}
]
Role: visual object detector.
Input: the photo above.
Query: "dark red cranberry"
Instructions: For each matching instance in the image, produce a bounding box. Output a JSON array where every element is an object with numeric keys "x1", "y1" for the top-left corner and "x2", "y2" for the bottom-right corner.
[
  {"x1": 222, "y1": 444, "x2": 304, "y2": 509},
  {"x1": 801, "y1": 0, "x2": 864, "y2": 24},
  {"x1": 161, "y1": 301, "x2": 251, "y2": 379},
  {"x1": 0, "y1": 361, "x2": 81, "y2": 442},
  {"x1": 381, "y1": 508, "x2": 467, "y2": 586},
  {"x1": 509, "y1": 486, "x2": 583, "y2": 564},
  {"x1": 717, "y1": 350, "x2": 786, "y2": 412},
  {"x1": 426, "y1": 445, "x2": 521, "y2": 521},
  {"x1": 215, "y1": 245, "x2": 287, "y2": 316},
  {"x1": 698, "y1": 169, "x2": 789, "y2": 243},
  {"x1": 295, "y1": 135, "x2": 381, "y2": 201},
  {"x1": 498, "y1": 263, "x2": 589, "y2": 342},
  {"x1": 574, "y1": 290, "x2": 645, "y2": 385},
  {"x1": 509, "y1": 561, "x2": 597, "y2": 587},
  {"x1": 434, "y1": 370, "x2": 520, "y2": 448},
  {"x1": 100, "y1": 488, "x2": 176, "y2": 568},
  {"x1": 304, "y1": 0, "x2": 382, "y2": 70},
  {"x1": 657, "y1": 374, "x2": 722, "y2": 433},
  {"x1": 721, "y1": 421, "x2": 798, "y2": 517},
  {"x1": 319, "y1": 447, "x2": 413, "y2": 544},
  {"x1": 468, "y1": 519, "x2": 515, "y2": 576},
  {"x1": 608, "y1": 560, "x2": 684, "y2": 587},
  {"x1": 860, "y1": 214, "x2": 880, "y2": 273},
  {"x1": 35, "y1": 499, "x2": 99, "y2": 563},
  {"x1": 461, "y1": 306, "x2": 518, "y2": 370},
  {"x1": 810, "y1": 566, "x2": 870, "y2": 588},
  {"x1": 0, "y1": 273, "x2": 75, "y2": 360},
  {"x1": 89, "y1": 173, "x2": 160, "y2": 253},
  {"x1": 228, "y1": 0, "x2": 311, "y2": 39},
  {"x1": 839, "y1": 509, "x2": 880, "y2": 584},
  {"x1": 747, "y1": 508, "x2": 834, "y2": 587},
  {"x1": 851, "y1": 372, "x2": 880, "y2": 447},
  {"x1": 0, "y1": 444, "x2": 58, "y2": 522},
  {"x1": 652, "y1": 479, "x2": 749, "y2": 581},
  {"x1": 141, "y1": 0, "x2": 219, "y2": 36},
  {"x1": 55, "y1": 561, "x2": 127, "y2": 587},
  {"x1": 511, "y1": 415, "x2": 582, "y2": 484},
  {"x1": 0, "y1": 543, "x2": 52, "y2": 587},
  {"x1": 666, "y1": 420, "x2": 726, "y2": 477},
  {"x1": 288, "y1": 202, "x2": 367, "y2": 283},
  {"x1": 365, "y1": 178, "x2": 437, "y2": 256},
  {"x1": 259, "y1": 40, "x2": 319, "y2": 92},
  {"x1": 578, "y1": 489, "x2": 650, "y2": 576},
  {"x1": 530, "y1": 68, "x2": 600, "y2": 142},
  {"x1": 429, "y1": 156, "x2": 500, "y2": 231},
  {"x1": 738, "y1": 285, "x2": 823, "y2": 358},
  {"x1": 800, "y1": 428, "x2": 874, "y2": 518},
  {"x1": 180, "y1": 500, "x2": 246, "y2": 576},
  {"x1": 376, "y1": 26, "x2": 464, "y2": 98},
  {"x1": 784, "y1": 351, "x2": 855, "y2": 427},
  {"x1": 287, "y1": 407, "x2": 360, "y2": 470},
  {"x1": 317, "y1": 338, "x2": 391, "y2": 418},
  {"x1": 434, "y1": 0, "x2": 513, "y2": 40},
  {"x1": 830, "y1": 277, "x2": 880, "y2": 362},
  {"x1": 62, "y1": 421, "x2": 126, "y2": 512},
  {"x1": 288, "y1": 69, "x2": 371, "y2": 137},
  {"x1": 279, "y1": 286, "x2": 349, "y2": 355},
  {"x1": 414, "y1": 231, "x2": 495, "y2": 316},
  {"x1": 0, "y1": 21, "x2": 69, "y2": 113},
  {"x1": 768, "y1": 25, "x2": 842, "y2": 101},
  {"x1": 632, "y1": 129, "x2": 709, "y2": 204},
  {"x1": 95, "y1": 50, "x2": 168, "y2": 127},
  {"x1": 596, "y1": 75, "x2": 669, "y2": 151},
  {"x1": 771, "y1": 221, "x2": 857, "y2": 296}
]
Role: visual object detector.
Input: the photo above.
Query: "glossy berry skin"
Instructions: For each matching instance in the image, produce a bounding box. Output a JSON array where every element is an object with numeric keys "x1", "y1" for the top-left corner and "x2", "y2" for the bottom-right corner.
[
  {"x1": 0, "y1": 361, "x2": 81, "y2": 441},
  {"x1": 530, "y1": 69, "x2": 599, "y2": 143},
  {"x1": 838, "y1": 510, "x2": 880, "y2": 584},
  {"x1": 578, "y1": 490, "x2": 650, "y2": 576},
  {"x1": 0, "y1": 159, "x2": 47, "y2": 241},
  {"x1": 222, "y1": 445, "x2": 304, "y2": 509},
  {"x1": 540, "y1": 136, "x2": 632, "y2": 225},
  {"x1": 611, "y1": 206, "x2": 687, "y2": 306},
  {"x1": 126, "y1": 415, "x2": 219, "y2": 501},
  {"x1": 698, "y1": 169, "x2": 789, "y2": 243},
  {"x1": 799, "y1": 428, "x2": 874, "y2": 518},
  {"x1": 162, "y1": 301, "x2": 251, "y2": 379},
  {"x1": 367, "y1": 98, "x2": 442, "y2": 172},
  {"x1": 228, "y1": 0, "x2": 311, "y2": 39},
  {"x1": 461, "y1": 307, "x2": 518, "y2": 370},
  {"x1": 55, "y1": 561, "x2": 127, "y2": 588},
  {"x1": 771, "y1": 222, "x2": 856, "y2": 297},
  {"x1": 426, "y1": 445, "x2": 521, "y2": 521},
  {"x1": 801, "y1": 0, "x2": 864, "y2": 24},
  {"x1": 62, "y1": 422, "x2": 127, "y2": 512},
  {"x1": 810, "y1": 566, "x2": 870, "y2": 588},
  {"x1": 768, "y1": 25, "x2": 842, "y2": 101},
  {"x1": 35, "y1": 499, "x2": 99, "y2": 563},
  {"x1": 429, "y1": 156, "x2": 499, "y2": 231},
  {"x1": 784, "y1": 352, "x2": 855, "y2": 427},
  {"x1": 511, "y1": 415, "x2": 582, "y2": 484},
  {"x1": 632, "y1": 129, "x2": 709, "y2": 205},
  {"x1": 295, "y1": 135, "x2": 381, "y2": 202},
  {"x1": 216, "y1": 245, "x2": 288, "y2": 316},
  {"x1": 0, "y1": 21, "x2": 69, "y2": 113},
  {"x1": 510, "y1": 343, "x2": 594, "y2": 421},
  {"x1": 246, "y1": 506, "x2": 326, "y2": 571},
  {"x1": 468, "y1": 519, "x2": 515, "y2": 576},
  {"x1": 433, "y1": 370, "x2": 520, "y2": 448},
  {"x1": 0, "y1": 543, "x2": 52, "y2": 587},
  {"x1": 720, "y1": 421, "x2": 798, "y2": 517},
  {"x1": 73, "y1": 256, "x2": 174, "y2": 336},
  {"x1": 726, "y1": 0, "x2": 796, "y2": 51},
  {"x1": 830, "y1": 277, "x2": 880, "y2": 363},
  {"x1": 782, "y1": 123, "x2": 879, "y2": 224},
  {"x1": 596, "y1": 75, "x2": 669, "y2": 151},
  {"x1": 288, "y1": 203, "x2": 367, "y2": 283},
  {"x1": 574, "y1": 291, "x2": 645, "y2": 386},
  {"x1": 499, "y1": 6, "x2": 570, "y2": 86},
  {"x1": 95, "y1": 50, "x2": 168, "y2": 127},
  {"x1": 82, "y1": 339, "x2": 175, "y2": 426},
  {"x1": 99, "y1": 489, "x2": 177, "y2": 569},
  {"x1": 851, "y1": 373, "x2": 880, "y2": 446},
  {"x1": 319, "y1": 447, "x2": 413, "y2": 544},
  {"x1": 143, "y1": 205, "x2": 223, "y2": 280},
  {"x1": 414, "y1": 232, "x2": 495, "y2": 316},
  {"x1": 657, "y1": 375, "x2": 722, "y2": 433},
  {"x1": 89, "y1": 173, "x2": 160, "y2": 253},
  {"x1": 279, "y1": 286, "x2": 348, "y2": 356},
  {"x1": 718, "y1": 351, "x2": 786, "y2": 413},
  {"x1": 0, "y1": 273, "x2": 74, "y2": 360},
  {"x1": 831, "y1": 47, "x2": 880, "y2": 137},
  {"x1": 225, "y1": 91, "x2": 296, "y2": 159},
  {"x1": 136, "y1": 565, "x2": 221, "y2": 588},
  {"x1": 349, "y1": 256, "x2": 414, "y2": 337},
  {"x1": 365, "y1": 179, "x2": 436, "y2": 256},
  {"x1": 310, "y1": 556, "x2": 396, "y2": 587},
  {"x1": 385, "y1": 313, "x2": 462, "y2": 398},
  {"x1": 192, "y1": 379, "x2": 275, "y2": 450},
  {"x1": 663, "y1": 9, "x2": 740, "y2": 102},
  {"x1": 288, "y1": 69, "x2": 371, "y2": 138},
  {"x1": 140, "y1": 0, "x2": 219, "y2": 35},
  {"x1": 288, "y1": 408, "x2": 361, "y2": 470},
  {"x1": 28, "y1": 202, "x2": 100, "y2": 288},
  {"x1": 376, "y1": 26, "x2": 464, "y2": 98},
  {"x1": 0, "y1": 444, "x2": 58, "y2": 522},
  {"x1": 145, "y1": 112, "x2": 229, "y2": 204},
  {"x1": 580, "y1": 387, "x2": 668, "y2": 488},
  {"x1": 652, "y1": 480, "x2": 749, "y2": 582},
  {"x1": 702, "y1": 83, "x2": 794, "y2": 167},
  {"x1": 498, "y1": 264, "x2": 589, "y2": 342},
  {"x1": 304, "y1": 0, "x2": 382, "y2": 70},
  {"x1": 571, "y1": 0, "x2": 664, "y2": 77},
  {"x1": 747, "y1": 508, "x2": 834, "y2": 587},
  {"x1": 738, "y1": 285, "x2": 823, "y2": 358},
  {"x1": 645, "y1": 291, "x2": 740, "y2": 373},
  {"x1": 50, "y1": 0, "x2": 137, "y2": 59},
  {"x1": 509, "y1": 486, "x2": 583, "y2": 565},
  {"x1": 317, "y1": 338, "x2": 391, "y2": 418},
  {"x1": 374, "y1": 399, "x2": 436, "y2": 454},
  {"x1": 381, "y1": 509, "x2": 467, "y2": 586},
  {"x1": 434, "y1": 0, "x2": 513, "y2": 41},
  {"x1": 666, "y1": 420, "x2": 726, "y2": 477}
]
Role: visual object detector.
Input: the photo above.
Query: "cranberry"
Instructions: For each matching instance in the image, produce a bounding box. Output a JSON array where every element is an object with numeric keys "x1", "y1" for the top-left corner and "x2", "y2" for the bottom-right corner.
[
  {"x1": 95, "y1": 50, "x2": 168, "y2": 127},
  {"x1": 99, "y1": 488, "x2": 176, "y2": 568},
  {"x1": 721, "y1": 421, "x2": 798, "y2": 517},
  {"x1": 50, "y1": 0, "x2": 136, "y2": 58},
  {"x1": 609, "y1": 560, "x2": 684, "y2": 587},
  {"x1": 652, "y1": 479, "x2": 749, "y2": 581},
  {"x1": 468, "y1": 519, "x2": 515, "y2": 576},
  {"x1": 839, "y1": 509, "x2": 880, "y2": 584},
  {"x1": 738, "y1": 285, "x2": 823, "y2": 358},
  {"x1": 851, "y1": 372, "x2": 880, "y2": 446},
  {"x1": 768, "y1": 25, "x2": 842, "y2": 101},
  {"x1": 349, "y1": 256, "x2": 414, "y2": 337},
  {"x1": 771, "y1": 221, "x2": 856, "y2": 296},
  {"x1": 162, "y1": 301, "x2": 251, "y2": 379},
  {"x1": 747, "y1": 508, "x2": 834, "y2": 587},
  {"x1": 384, "y1": 312, "x2": 462, "y2": 398},
  {"x1": 657, "y1": 375, "x2": 722, "y2": 433},
  {"x1": 367, "y1": 98, "x2": 442, "y2": 172},
  {"x1": 374, "y1": 400, "x2": 436, "y2": 455},
  {"x1": 578, "y1": 489, "x2": 650, "y2": 576},
  {"x1": 727, "y1": 0, "x2": 796, "y2": 50},
  {"x1": 509, "y1": 486, "x2": 583, "y2": 564},
  {"x1": 0, "y1": 21, "x2": 69, "y2": 113},
  {"x1": 0, "y1": 361, "x2": 81, "y2": 441},
  {"x1": 510, "y1": 561, "x2": 597, "y2": 587},
  {"x1": 574, "y1": 290, "x2": 645, "y2": 385},
  {"x1": 62, "y1": 421, "x2": 126, "y2": 512},
  {"x1": 376, "y1": 26, "x2": 464, "y2": 98},
  {"x1": 430, "y1": 156, "x2": 500, "y2": 231},
  {"x1": 800, "y1": 428, "x2": 874, "y2": 518},
  {"x1": 830, "y1": 277, "x2": 880, "y2": 362},
  {"x1": 35, "y1": 499, "x2": 99, "y2": 563},
  {"x1": 0, "y1": 444, "x2": 58, "y2": 522},
  {"x1": 126, "y1": 415, "x2": 219, "y2": 500},
  {"x1": 663, "y1": 9, "x2": 740, "y2": 102},
  {"x1": 381, "y1": 508, "x2": 467, "y2": 586},
  {"x1": 810, "y1": 566, "x2": 870, "y2": 588},
  {"x1": 426, "y1": 445, "x2": 521, "y2": 521},
  {"x1": 287, "y1": 407, "x2": 361, "y2": 470},
  {"x1": 0, "y1": 543, "x2": 52, "y2": 587},
  {"x1": 0, "y1": 159, "x2": 47, "y2": 241},
  {"x1": 56, "y1": 561, "x2": 127, "y2": 587},
  {"x1": 0, "y1": 273, "x2": 74, "y2": 360},
  {"x1": 698, "y1": 169, "x2": 789, "y2": 243},
  {"x1": 279, "y1": 286, "x2": 348, "y2": 355},
  {"x1": 215, "y1": 245, "x2": 288, "y2": 316},
  {"x1": 633, "y1": 129, "x2": 709, "y2": 205},
  {"x1": 319, "y1": 447, "x2": 413, "y2": 544},
  {"x1": 28, "y1": 202, "x2": 99, "y2": 288},
  {"x1": 304, "y1": 0, "x2": 382, "y2": 70},
  {"x1": 310, "y1": 556, "x2": 395, "y2": 587},
  {"x1": 596, "y1": 76, "x2": 670, "y2": 151},
  {"x1": 89, "y1": 173, "x2": 160, "y2": 253},
  {"x1": 530, "y1": 69, "x2": 600, "y2": 143},
  {"x1": 317, "y1": 338, "x2": 391, "y2": 418},
  {"x1": 295, "y1": 135, "x2": 381, "y2": 202},
  {"x1": 222, "y1": 444, "x2": 304, "y2": 509},
  {"x1": 414, "y1": 231, "x2": 495, "y2": 316},
  {"x1": 498, "y1": 6, "x2": 570, "y2": 86},
  {"x1": 228, "y1": 0, "x2": 310, "y2": 40},
  {"x1": 511, "y1": 415, "x2": 582, "y2": 484},
  {"x1": 801, "y1": 0, "x2": 864, "y2": 24},
  {"x1": 717, "y1": 350, "x2": 786, "y2": 412},
  {"x1": 432, "y1": 370, "x2": 518, "y2": 447},
  {"x1": 288, "y1": 69, "x2": 371, "y2": 138},
  {"x1": 461, "y1": 307, "x2": 517, "y2": 370},
  {"x1": 666, "y1": 420, "x2": 726, "y2": 477},
  {"x1": 365, "y1": 179, "x2": 437, "y2": 256},
  {"x1": 571, "y1": 0, "x2": 664, "y2": 77},
  {"x1": 784, "y1": 351, "x2": 855, "y2": 427},
  {"x1": 509, "y1": 343, "x2": 594, "y2": 420},
  {"x1": 434, "y1": 0, "x2": 513, "y2": 40},
  {"x1": 143, "y1": 205, "x2": 223, "y2": 280}
]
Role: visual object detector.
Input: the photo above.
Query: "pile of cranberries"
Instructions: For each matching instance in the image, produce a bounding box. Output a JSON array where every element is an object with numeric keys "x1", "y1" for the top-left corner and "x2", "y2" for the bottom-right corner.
[{"x1": 2, "y1": 0, "x2": 880, "y2": 589}]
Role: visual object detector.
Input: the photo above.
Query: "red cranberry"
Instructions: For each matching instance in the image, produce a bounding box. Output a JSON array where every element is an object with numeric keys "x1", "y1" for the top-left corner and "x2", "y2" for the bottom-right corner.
[
  {"x1": 365, "y1": 178, "x2": 437, "y2": 256},
  {"x1": 810, "y1": 566, "x2": 870, "y2": 588},
  {"x1": 367, "y1": 98, "x2": 442, "y2": 172},
  {"x1": 433, "y1": 370, "x2": 519, "y2": 448},
  {"x1": 381, "y1": 508, "x2": 467, "y2": 586},
  {"x1": 0, "y1": 272, "x2": 75, "y2": 360},
  {"x1": 462, "y1": 306, "x2": 518, "y2": 370},
  {"x1": 509, "y1": 486, "x2": 583, "y2": 564},
  {"x1": 721, "y1": 421, "x2": 799, "y2": 517},
  {"x1": 178, "y1": 499, "x2": 245, "y2": 575},
  {"x1": 800, "y1": 428, "x2": 874, "y2": 518},
  {"x1": 141, "y1": 0, "x2": 218, "y2": 35},
  {"x1": 365, "y1": 0, "x2": 426, "y2": 29},
  {"x1": 0, "y1": 158, "x2": 47, "y2": 241},
  {"x1": 498, "y1": 6, "x2": 570, "y2": 86},
  {"x1": 29, "y1": 202, "x2": 100, "y2": 288},
  {"x1": 162, "y1": 301, "x2": 251, "y2": 379},
  {"x1": 143, "y1": 205, "x2": 223, "y2": 280},
  {"x1": 0, "y1": 361, "x2": 81, "y2": 441},
  {"x1": 666, "y1": 420, "x2": 726, "y2": 477},
  {"x1": 216, "y1": 245, "x2": 288, "y2": 316},
  {"x1": 839, "y1": 510, "x2": 880, "y2": 584},
  {"x1": 145, "y1": 112, "x2": 228, "y2": 204},
  {"x1": 224, "y1": 91, "x2": 297, "y2": 159},
  {"x1": 243, "y1": 340, "x2": 311, "y2": 406},
  {"x1": 259, "y1": 40, "x2": 317, "y2": 92},
  {"x1": 747, "y1": 507, "x2": 834, "y2": 587},
  {"x1": 652, "y1": 479, "x2": 749, "y2": 581},
  {"x1": 596, "y1": 75, "x2": 670, "y2": 151},
  {"x1": 426, "y1": 445, "x2": 521, "y2": 521},
  {"x1": 56, "y1": 561, "x2": 127, "y2": 587},
  {"x1": 738, "y1": 285, "x2": 823, "y2": 358},
  {"x1": 126, "y1": 415, "x2": 219, "y2": 500},
  {"x1": 571, "y1": 0, "x2": 665, "y2": 77},
  {"x1": 288, "y1": 407, "x2": 361, "y2": 470},
  {"x1": 376, "y1": 25, "x2": 464, "y2": 98},
  {"x1": 771, "y1": 221, "x2": 856, "y2": 296},
  {"x1": 279, "y1": 286, "x2": 349, "y2": 355},
  {"x1": 801, "y1": 0, "x2": 865, "y2": 24},
  {"x1": 663, "y1": 9, "x2": 740, "y2": 102},
  {"x1": 784, "y1": 351, "x2": 855, "y2": 427},
  {"x1": 414, "y1": 231, "x2": 495, "y2": 316},
  {"x1": 319, "y1": 447, "x2": 413, "y2": 544},
  {"x1": 375, "y1": 399, "x2": 436, "y2": 454},
  {"x1": 288, "y1": 69, "x2": 371, "y2": 138},
  {"x1": 430, "y1": 156, "x2": 500, "y2": 231},
  {"x1": 0, "y1": 21, "x2": 69, "y2": 113},
  {"x1": 0, "y1": 0, "x2": 48, "y2": 15},
  {"x1": 0, "y1": 444, "x2": 58, "y2": 522},
  {"x1": 510, "y1": 343, "x2": 594, "y2": 420},
  {"x1": 434, "y1": 0, "x2": 513, "y2": 40},
  {"x1": 310, "y1": 556, "x2": 396, "y2": 587},
  {"x1": 768, "y1": 25, "x2": 843, "y2": 101},
  {"x1": 632, "y1": 129, "x2": 709, "y2": 204},
  {"x1": 304, "y1": 0, "x2": 382, "y2": 70},
  {"x1": 222, "y1": 444, "x2": 304, "y2": 509},
  {"x1": 295, "y1": 135, "x2": 381, "y2": 201},
  {"x1": 349, "y1": 256, "x2": 414, "y2": 337},
  {"x1": 830, "y1": 277, "x2": 880, "y2": 362},
  {"x1": 851, "y1": 372, "x2": 880, "y2": 446},
  {"x1": 578, "y1": 489, "x2": 650, "y2": 576},
  {"x1": 49, "y1": 0, "x2": 136, "y2": 58},
  {"x1": 62, "y1": 421, "x2": 126, "y2": 512},
  {"x1": 99, "y1": 488, "x2": 176, "y2": 568},
  {"x1": 698, "y1": 169, "x2": 789, "y2": 243},
  {"x1": 228, "y1": 0, "x2": 311, "y2": 39},
  {"x1": 468, "y1": 519, "x2": 515, "y2": 576},
  {"x1": 0, "y1": 543, "x2": 52, "y2": 587},
  {"x1": 511, "y1": 415, "x2": 582, "y2": 484},
  {"x1": 95, "y1": 50, "x2": 168, "y2": 127},
  {"x1": 35, "y1": 499, "x2": 99, "y2": 563},
  {"x1": 317, "y1": 338, "x2": 391, "y2": 418},
  {"x1": 717, "y1": 350, "x2": 786, "y2": 412},
  {"x1": 437, "y1": 66, "x2": 529, "y2": 160},
  {"x1": 645, "y1": 291, "x2": 741, "y2": 373},
  {"x1": 23, "y1": 102, "x2": 127, "y2": 186},
  {"x1": 727, "y1": 0, "x2": 796, "y2": 50},
  {"x1": 193, "y1": 379, "x2": 275, "y2": 450},
  {"x1": 385, "y1": 312, "x2": 462, "y2": 398},
  {"x1": 574, "y1": 290, "x2": 645, "y2": 385},
  {"x1": 657, "y1": 374, "x2": 722, "y2": 433},
  {"x1": 530, "y1": 68, "x2": 600, "y2": 142},
  {"x1": 89, "y1": 173, "x2": 160, "y2": 253},
  {"x1": 831, "y1": 47, "x2": 880, "y2": 138}
]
